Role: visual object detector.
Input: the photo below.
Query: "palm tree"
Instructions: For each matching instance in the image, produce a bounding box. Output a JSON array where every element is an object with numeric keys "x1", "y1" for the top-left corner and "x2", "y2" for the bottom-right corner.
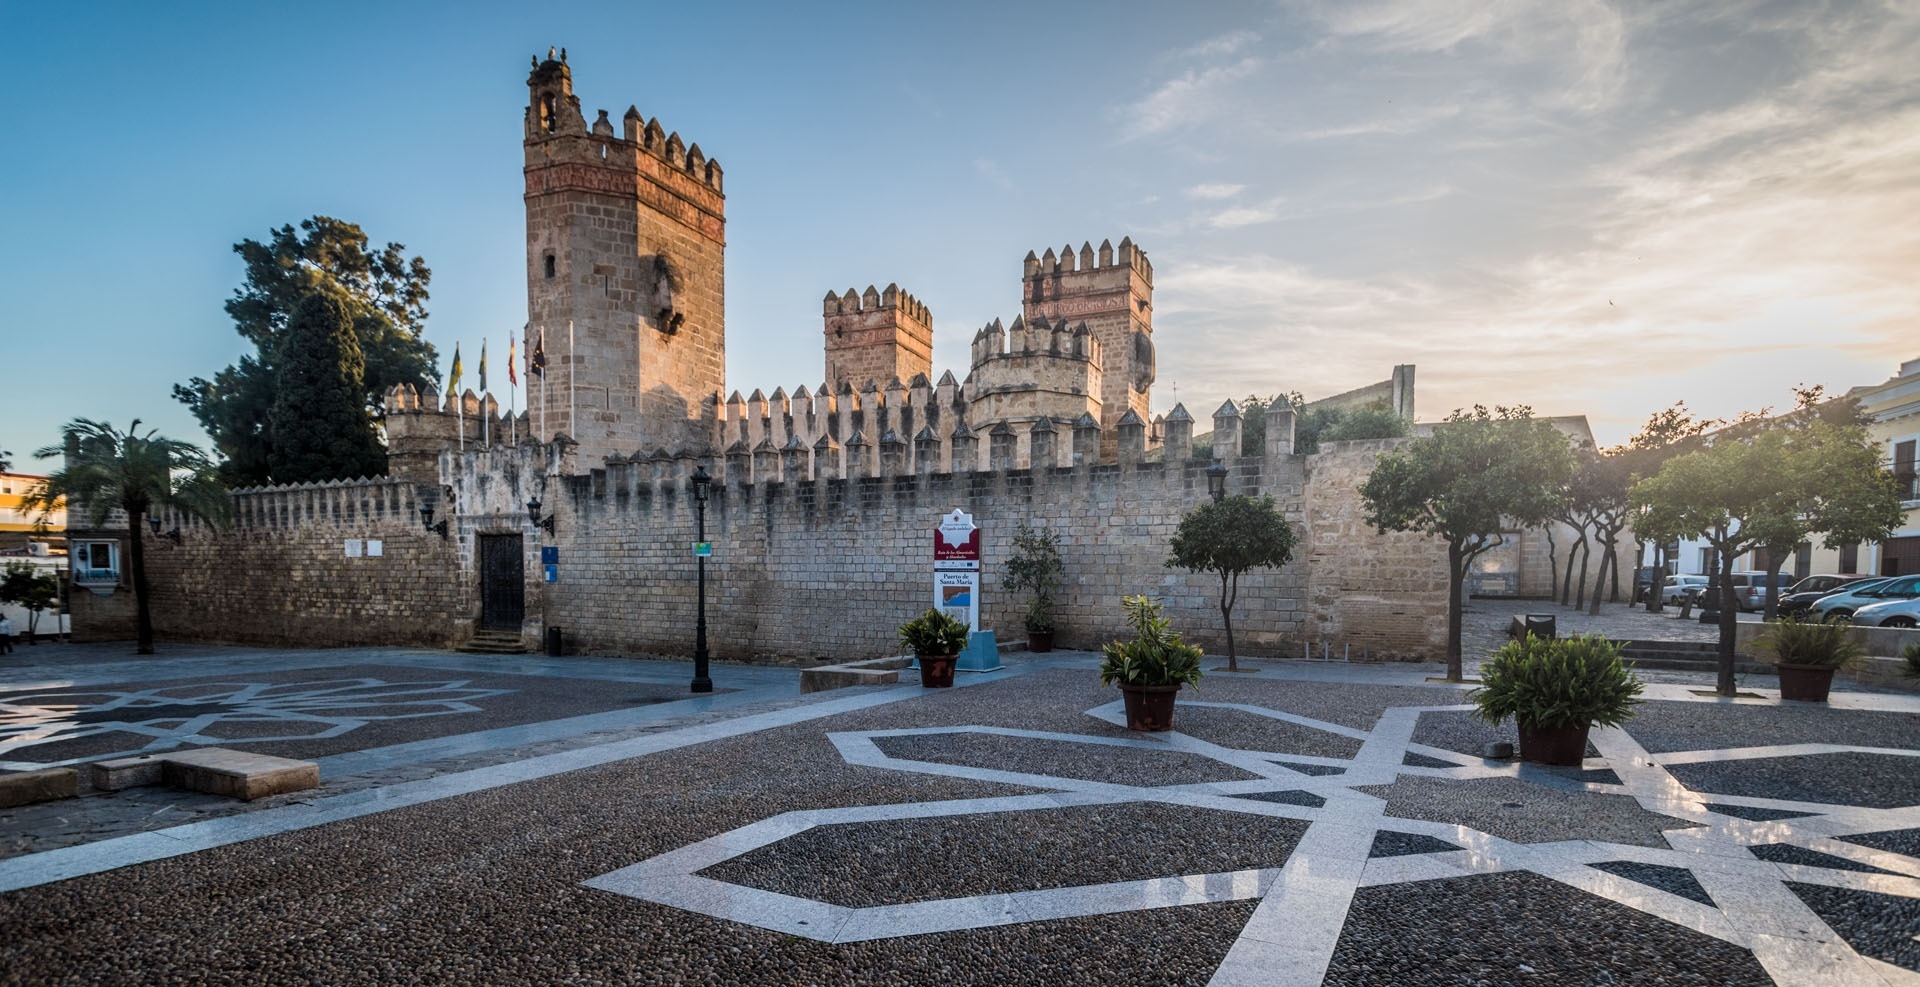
[{"x1": 24, "y1": 419, "x2": 228, "y2": 654}]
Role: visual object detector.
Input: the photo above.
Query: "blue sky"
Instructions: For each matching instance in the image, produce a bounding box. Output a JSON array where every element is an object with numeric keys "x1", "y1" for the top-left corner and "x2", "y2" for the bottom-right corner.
[{"x1": 5, "y1": 1, "x2": 1917, "y2": 469}]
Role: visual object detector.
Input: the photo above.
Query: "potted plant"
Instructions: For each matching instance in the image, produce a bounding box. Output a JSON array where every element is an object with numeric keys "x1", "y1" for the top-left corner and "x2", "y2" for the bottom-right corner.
[
  {"x1": 1753, "y1": 617, "x2": 1864, "y2": 702},
  {"x1": 1472, "y1": 633, "x2": 1643, "y2": 765},
  {"x1": 899, "y1": 608, "x2": 971, "y2": 688},
  {"x1": 1003, "y1": 524, "x2": 1064, "y2": 652},
  {"x1": 1098, "y1": 595, "x2": 1204, "y2": 731}
]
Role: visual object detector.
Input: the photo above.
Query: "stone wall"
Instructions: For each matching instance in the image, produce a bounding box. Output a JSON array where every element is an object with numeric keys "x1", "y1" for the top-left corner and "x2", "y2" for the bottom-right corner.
[
  {"x1": 1301, "y1": 439, "x2": 1449, "y2": 658},
  {"x1": 67, "y1": 479, "x2": 469, "y2": 648}
]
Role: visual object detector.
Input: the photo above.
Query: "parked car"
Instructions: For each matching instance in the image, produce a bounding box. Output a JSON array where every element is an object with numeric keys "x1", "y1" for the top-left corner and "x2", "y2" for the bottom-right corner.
[
  {"x1": 1811, "y1": 575, "x2": 1920, "y2": 623},
  {"x1": 1852, "y1": 596, "x2": 1920, "y2": 629},
  {"x1": 1661, "y1": 575, "x2": 1709, "y2": 605},
  {"x1": 1631, "y1": 566, "x2": 1665, "y2": 604},
  {"x1": 1778, "y1": 575, "x2": 1879, "y2": 618},
  {"x1": 1700, "y1": 571, "x2": 1792, "y2": 612},
  {"x1": 1788, "y1": 573, "x2": 1873, "y2": 596}
]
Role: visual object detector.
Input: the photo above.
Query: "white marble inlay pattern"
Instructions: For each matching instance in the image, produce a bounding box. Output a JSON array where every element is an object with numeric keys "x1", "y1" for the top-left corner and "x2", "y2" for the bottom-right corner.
[
  {"x1": 0, "y1": 678, "x2": 515, "y2": 769},
  {"x1": 587, "y1": 694, "x2": 1920, "y2": 987}
]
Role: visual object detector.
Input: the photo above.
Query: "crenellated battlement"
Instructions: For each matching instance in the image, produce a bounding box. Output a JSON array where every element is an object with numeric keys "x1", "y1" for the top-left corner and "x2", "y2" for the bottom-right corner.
[
  {"x1": 822, "y1": 283, "x2": 930, "y2": 322},
  {"x1": 1021, "y1": 237, "x2": 1152, "y2": 283}
]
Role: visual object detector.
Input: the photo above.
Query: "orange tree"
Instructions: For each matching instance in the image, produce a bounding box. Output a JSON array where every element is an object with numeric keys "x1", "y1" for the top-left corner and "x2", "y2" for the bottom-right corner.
[
  {"x1": 1166, "y1": 494, "x2": 1295, "y2": 672},
  {"x1": 1360, "y1": 407, "x2": 1576, "y2": 682}
]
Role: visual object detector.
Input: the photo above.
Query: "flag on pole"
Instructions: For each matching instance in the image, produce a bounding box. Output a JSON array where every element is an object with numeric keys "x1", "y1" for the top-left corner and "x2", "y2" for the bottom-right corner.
[
  {"x1": 479, "y1": 341, "x2": 489, "y2": 393},
  {"x1": 508, "y1": 338, "x2": 518, "y2": 387},
  {"x1": 530, "y1": 328, "x2": 547, "y2": 377},
  {"x1": 449, "y1": 343, "x2": 465, "y2": 452}
]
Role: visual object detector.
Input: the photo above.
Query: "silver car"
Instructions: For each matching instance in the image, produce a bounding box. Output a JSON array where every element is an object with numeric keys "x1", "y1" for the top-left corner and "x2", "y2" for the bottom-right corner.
[
  {"x1": 1852, "y1": 596, "x2": 1920, "y2": 629},
  {"x1": 1813, "y1": 575, "x2": 1920, "y2": 622},
  {"x1": 1661, "y1": 575, "x2": 1709, "y2": 604}
]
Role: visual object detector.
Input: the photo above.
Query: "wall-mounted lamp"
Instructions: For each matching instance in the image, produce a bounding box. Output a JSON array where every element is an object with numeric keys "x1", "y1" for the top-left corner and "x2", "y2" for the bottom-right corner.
[
  {"x1": 527, "y1": 497, "x2": 557, "y2": 536},
  {"x1": 146, "y1": 515, "x2": 182, "y2": 544},
  {"x1": 418, "y1": 502, "x2": 449, "y2": 539},
  {"x1": 1205, "y1": 461, "x2": 1228, "y2": 504}
]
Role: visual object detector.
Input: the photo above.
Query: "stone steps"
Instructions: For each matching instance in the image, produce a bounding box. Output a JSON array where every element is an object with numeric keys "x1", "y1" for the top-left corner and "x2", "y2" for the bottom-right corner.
[
  {"x1": 458, "y1": 630, "x2": 528, "y2": 654},
  {"x1": 1616, "y1": 639, "x2": 1768, "y2": 674}
]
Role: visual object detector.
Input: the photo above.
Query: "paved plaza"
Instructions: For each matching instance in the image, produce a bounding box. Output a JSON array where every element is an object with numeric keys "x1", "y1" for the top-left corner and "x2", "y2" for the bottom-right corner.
[{"x1": 4, "y1": 618, "x2": 1920, "y2": 986}]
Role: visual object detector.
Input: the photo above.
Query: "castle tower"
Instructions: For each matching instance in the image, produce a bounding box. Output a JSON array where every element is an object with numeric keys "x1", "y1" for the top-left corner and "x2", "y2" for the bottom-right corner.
[
  {"x1": 524, "y1": 50, "x2": 726, "y2": 463},
  {"x1": 965, "y1": 315, "x2": 1102, "y2": 469},
  {"x1": 1021, "y1": 238, "x2": 1153, "y2": 455},
  {"x1": 822, "y1": 283, "x2": 932, "y2": 392}
]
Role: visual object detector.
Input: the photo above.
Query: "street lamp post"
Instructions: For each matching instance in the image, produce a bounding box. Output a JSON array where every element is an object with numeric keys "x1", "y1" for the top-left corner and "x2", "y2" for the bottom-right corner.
[
  {"x1": 1206, "y1": 460, "x2": 1228, "y2": 504},
  {"x1": 691, "y1": 466, "x2": 713, "y2": 693}
]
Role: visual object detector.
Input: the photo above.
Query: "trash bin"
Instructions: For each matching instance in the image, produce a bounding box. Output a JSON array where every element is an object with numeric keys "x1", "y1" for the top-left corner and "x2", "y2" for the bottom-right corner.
[
  {"x1": 1523, "y1": 613, "x2": 1557, "y2": 640},
  {"x1": 545, "y1": 626, "x2": 563, "y2": 656}
]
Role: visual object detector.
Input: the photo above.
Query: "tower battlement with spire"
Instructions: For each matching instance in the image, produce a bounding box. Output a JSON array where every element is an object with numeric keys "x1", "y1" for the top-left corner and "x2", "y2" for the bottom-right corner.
[{"x1": 523, "y1": 48, "x2": 726, "y2": 466}]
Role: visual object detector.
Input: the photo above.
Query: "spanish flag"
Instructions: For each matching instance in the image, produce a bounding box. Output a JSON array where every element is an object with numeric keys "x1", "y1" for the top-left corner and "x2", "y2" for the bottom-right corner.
[{"x1": 508, "y1": 338, "x2": 518, "y2": 387}]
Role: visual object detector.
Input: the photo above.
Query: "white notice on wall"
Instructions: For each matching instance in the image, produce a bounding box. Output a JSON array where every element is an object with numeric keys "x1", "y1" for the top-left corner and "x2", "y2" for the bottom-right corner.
[
  {"x1": 344, "y1": 539, "x2": 364, "y2": 558},
  {"x1": 367, "y1": 540, "x2": 383, "y2": 557}
]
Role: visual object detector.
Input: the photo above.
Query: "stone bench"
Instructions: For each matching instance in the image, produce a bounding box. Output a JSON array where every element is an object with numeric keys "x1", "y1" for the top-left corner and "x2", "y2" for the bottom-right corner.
[
  {"x1": 91, "y1": 748, "x2": 320, "y2": 801},
  {"x1": 0, "y1": 767, "x2": 79, "y2": 809},
  {"x1": 799, "y1": 656, "x2": 913, "y2": 694}
]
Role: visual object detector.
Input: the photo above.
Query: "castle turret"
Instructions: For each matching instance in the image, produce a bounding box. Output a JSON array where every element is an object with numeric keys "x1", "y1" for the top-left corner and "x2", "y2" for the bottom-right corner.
[
  {"x1": 965, "y1": 315, "x2": 1102, "y2": 468},
  {"x1": 1021, "y1": 237, "x2": 1153, "y2": 457},
  {"x1": 822, "y1": 283, "x2": 932, "y2": 393},
  {"x1": 524, "y1": 50, "x2": 727, "y2": 465}
]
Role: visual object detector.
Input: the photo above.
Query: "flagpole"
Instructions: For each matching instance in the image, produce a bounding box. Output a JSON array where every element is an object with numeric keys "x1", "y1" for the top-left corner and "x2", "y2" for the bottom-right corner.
[
  {"x1": 568, "y1": 319, "x2": 576, "y2": 442},
  {"x1": 481, "y1": 340, "x2": 490, "y2": 448},
  {"x1": 510, "y1": 334, "x2": 518, "y2": 445}
]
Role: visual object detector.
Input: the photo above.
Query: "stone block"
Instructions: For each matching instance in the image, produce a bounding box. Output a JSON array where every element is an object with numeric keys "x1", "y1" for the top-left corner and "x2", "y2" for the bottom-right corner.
[
  {"x1": 0, "y1": 767, "x2": 79, "y2": 808},
  {"x1": 161, "y1": 748, "x2": 320, "y2": 801},
  {"x1": 91, "y1": 754, "x2": 167, "y2": 791},
  {"x1": 799, "y1": 657, "x2": 910, "y2": 694}
]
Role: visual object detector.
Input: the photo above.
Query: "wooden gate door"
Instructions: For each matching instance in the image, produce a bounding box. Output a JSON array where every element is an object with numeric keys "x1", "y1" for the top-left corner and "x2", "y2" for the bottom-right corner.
[{"x1": 479, "y1": 534, "x2": 525, "y2": 631}]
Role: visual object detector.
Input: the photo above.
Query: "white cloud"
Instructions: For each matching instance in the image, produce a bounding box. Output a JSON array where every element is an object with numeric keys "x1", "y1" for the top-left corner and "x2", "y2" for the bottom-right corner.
[
  {"x1": 971, "y1": 157, "x2": 1013, "y2": 191},
  {"x1": 1186, "y1": 183, "x2": 1245, "y2": 200},
  {"x1": 1123, "y1": 57, "x2": 1262, "y2": 137},
  {"x1": 1177, "y1": 29, "x2": 1260, "y2": 59}
]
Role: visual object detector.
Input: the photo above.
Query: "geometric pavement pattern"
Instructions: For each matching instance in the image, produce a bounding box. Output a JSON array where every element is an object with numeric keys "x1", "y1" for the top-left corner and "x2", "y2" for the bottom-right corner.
[
  {"x1": 0, "y1": 678, "x2": 513, "y2": 770},
  {"x1": 586, "y1": 698, "x2": 1920, "y2": 987}
]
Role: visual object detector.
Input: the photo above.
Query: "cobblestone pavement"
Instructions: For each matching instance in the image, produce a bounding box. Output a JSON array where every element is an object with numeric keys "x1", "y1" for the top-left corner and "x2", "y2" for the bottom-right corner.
[{"x1": 5, "y1": 640, "x2": 1920, "y2": 986}]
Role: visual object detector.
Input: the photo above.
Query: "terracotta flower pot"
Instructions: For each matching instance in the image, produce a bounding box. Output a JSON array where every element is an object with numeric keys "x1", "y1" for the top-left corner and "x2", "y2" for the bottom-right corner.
[
  {"x1": 1776, "y1": 662, "x2": 1837, "y2": 702},
  {"x1": 1516, "y1": 722, "x2": 1591, "y2": 766},
  {"x1": 1119, "y1": 683, "x2": 1181, "y2": 732},
  {"x1": 1026, "y1": 630, "x2": 1055, "y2": 653},
  {"x1": 917, "y1": 654, "x2": 957, "y2": 688}
]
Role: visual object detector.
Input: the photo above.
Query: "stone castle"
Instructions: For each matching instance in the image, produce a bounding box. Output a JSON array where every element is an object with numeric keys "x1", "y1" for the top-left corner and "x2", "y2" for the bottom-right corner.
[{"x1": 73, "y1": 53, "x2": 1456, "y2": 661}]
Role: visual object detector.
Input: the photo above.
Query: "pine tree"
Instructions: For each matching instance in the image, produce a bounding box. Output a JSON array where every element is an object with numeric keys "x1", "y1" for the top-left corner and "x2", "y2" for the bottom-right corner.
[
  {"x1": 175, "y1": 217, "x2": 435, "y2": 484},
  {"x1": 267, "y1": 289, "x2": 387, "y2": 483}
]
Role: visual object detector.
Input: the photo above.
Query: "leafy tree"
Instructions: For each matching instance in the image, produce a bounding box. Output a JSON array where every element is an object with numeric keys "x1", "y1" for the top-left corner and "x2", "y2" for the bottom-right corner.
[
  {"x1": 1002, "y1": 524, "x2": 1065, "y2": 633},
  {"x1": 1619, "y1": 403, "x2": 1717, "y2": 612},
  {"x1": 267, "y1": 289, "x2": 387, "y2": 483},
  {"x1": 1629, "y1": 390, "x2": 1902, "y2": 695},
  {"x1": 174, "y1": 216, "x2": 435, "y2": 485},
  {"x1": 0, "y1": 562, "x2": 61, "y2": 641},
  {"x1": 1360, "y1": 407, "x2": 1577, "y2": 682},
  {"x1": 1166, "y1": 494, "x2": 1296, "y2": 671},
  {"x1": 23, "y1": 419, "x2": 229, "y2": 654}
]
